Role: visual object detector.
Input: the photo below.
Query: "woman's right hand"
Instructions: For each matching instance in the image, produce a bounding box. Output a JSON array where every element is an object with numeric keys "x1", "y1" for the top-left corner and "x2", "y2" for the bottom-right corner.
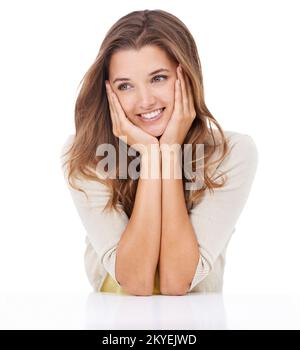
[{"x1": 105, "y1": 81, "x2": 159, "y2": 156}]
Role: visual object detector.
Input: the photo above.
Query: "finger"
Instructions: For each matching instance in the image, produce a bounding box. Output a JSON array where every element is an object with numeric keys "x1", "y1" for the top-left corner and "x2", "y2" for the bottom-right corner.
[
  {"x1": 179, "y1": 67, "x2": 196, "y2": 118},
  {"x1": 105, "y1": 81, "x2": 115, "y2": 113},
  {"x1": 178, "y1": 65, "x2": 189, "y2": 115},
  {"x1": 175, "y1": 66, "x2": 183, "y2": 118},
  {"x1": 185, "y1": 75, "x2": 195, "y2": 116},
  {"x1": 105, "y1": 81, "x2": 119, "y2": 129},
  {"x1": 175, "y1": 77, "x2": 183, "y2": 119},
  {"x1": 183, "y1": 71, "x2": 191, "y2": 112},
  {"x1": 109, "y1": 87, "x2": 133, "y2": 139},
  {"x1": 105, "y1": 82, "x2": 116, "y2": 116},
  {"x1": 111, "y1": 90, "x2": 128, "y2": 127}
]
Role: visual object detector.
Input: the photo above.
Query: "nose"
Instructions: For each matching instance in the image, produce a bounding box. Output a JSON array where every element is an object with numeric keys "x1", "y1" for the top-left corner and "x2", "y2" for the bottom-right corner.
[{"x1": 137, "y1": 86, "x2": 157, "y2": 111}]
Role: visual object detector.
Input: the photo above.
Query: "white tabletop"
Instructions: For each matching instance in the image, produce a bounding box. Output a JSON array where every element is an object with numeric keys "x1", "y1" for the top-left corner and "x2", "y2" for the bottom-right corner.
[{"x1": 1, "y1": 292, "x2": 300, "y2": 330}]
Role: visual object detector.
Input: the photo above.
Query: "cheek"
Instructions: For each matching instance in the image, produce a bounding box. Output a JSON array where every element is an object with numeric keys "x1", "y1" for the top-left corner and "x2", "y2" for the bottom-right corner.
[
  {"x1": 165, "y1": 90, "x2": 175, "y2": 113},
  {"x1": 164, "y1": 83, "x2": 176, "y2": 105},
  {"x1": 114, "y1": 94, "x2": 132, "y2": 116},
  {"x1": 119, "y1": 99, "x2": 139, "y2": 124}
]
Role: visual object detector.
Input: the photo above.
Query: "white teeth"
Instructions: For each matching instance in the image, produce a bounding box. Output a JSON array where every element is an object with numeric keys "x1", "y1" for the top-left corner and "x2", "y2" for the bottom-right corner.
[{"x1": 139, "y1": 108, "x2": 163, "y2": 119}]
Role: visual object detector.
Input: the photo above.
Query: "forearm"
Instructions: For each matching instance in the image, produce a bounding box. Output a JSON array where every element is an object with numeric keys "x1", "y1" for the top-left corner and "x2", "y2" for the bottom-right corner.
[
  {"x1": 116, "y1": 146, "x2": 162, "y2": 294},
  {"x1": 159, "y1": 148, "x2": 199, "y2": 294}
]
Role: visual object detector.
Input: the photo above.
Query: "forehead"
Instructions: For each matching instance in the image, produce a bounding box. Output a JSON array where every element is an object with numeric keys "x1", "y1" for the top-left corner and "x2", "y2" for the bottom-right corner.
[{"x1": 109, "y1": 45, "x2": 175, "y2": 75}]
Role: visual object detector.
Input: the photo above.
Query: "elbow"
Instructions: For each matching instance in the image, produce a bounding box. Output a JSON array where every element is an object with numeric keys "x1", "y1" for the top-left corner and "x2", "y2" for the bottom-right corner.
[
  {"x1": 117, "y1": 271, "x2": 154, "y2": 296},
  {"x1": 160, "y1": 276, "x2": 190, "y2": 296},
  {"x1": 116, "y1": 274, "x2": 154, "y2": 296},
  {"x1": 115, "y1": 248, "x2": 154, "y2": 296},
  {"x1": 122, "y1": 282, "x2": 154, "y2": 296},
  {"x1": 160, "y1": 284, "x2": 189, "y2": 296},
  {"x1": 160, "y1": 288, "x2": 188, "y2": 296}
]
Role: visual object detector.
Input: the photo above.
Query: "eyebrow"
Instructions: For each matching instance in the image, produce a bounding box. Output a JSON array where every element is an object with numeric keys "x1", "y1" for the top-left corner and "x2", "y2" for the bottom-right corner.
[{"x1": 112, "y1": 68, "x2": 170, "y2": 84}]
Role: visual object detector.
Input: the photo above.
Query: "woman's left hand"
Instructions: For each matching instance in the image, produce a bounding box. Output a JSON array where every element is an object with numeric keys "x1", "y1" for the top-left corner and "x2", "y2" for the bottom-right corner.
[{"x1": 159, "y1": 64, "x2": 196, "y2": 147}]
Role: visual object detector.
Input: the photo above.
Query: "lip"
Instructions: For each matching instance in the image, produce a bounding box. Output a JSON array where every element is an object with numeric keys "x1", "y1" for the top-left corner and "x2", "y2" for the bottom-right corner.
[{"x1": 137, "y1": 108, "x2": 165, "y2": 123}]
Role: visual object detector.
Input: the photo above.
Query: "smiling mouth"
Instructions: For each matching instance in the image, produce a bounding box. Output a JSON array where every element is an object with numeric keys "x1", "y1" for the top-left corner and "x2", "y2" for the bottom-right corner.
[{"x1": 136, "y1": 107, "x2": 165, "y2": 122}]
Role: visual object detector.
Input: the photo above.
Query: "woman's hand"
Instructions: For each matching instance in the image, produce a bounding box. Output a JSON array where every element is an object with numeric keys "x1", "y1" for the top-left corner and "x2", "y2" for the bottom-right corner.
[
  {"x1": 105, "y1": 81, "x2": 159, "y2": 156},
  {"x1": 159, "y1": 65, "x2": 196, "y2": 148}
]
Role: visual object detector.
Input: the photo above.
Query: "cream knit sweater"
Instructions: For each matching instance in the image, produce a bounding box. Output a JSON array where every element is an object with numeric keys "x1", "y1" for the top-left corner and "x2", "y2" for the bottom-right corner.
[{"x1": 60, "y1": 130, "x2": 258, "y2": 293}]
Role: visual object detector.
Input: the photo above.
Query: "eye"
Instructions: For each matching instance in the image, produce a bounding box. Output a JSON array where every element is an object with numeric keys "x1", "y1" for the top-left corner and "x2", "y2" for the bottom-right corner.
[
  {"x1": 117, "y1": 75, "x2": 168, "y2": 91},
  {"x1": 152, "y1": 74, "x2": 168, "y2": 83}
]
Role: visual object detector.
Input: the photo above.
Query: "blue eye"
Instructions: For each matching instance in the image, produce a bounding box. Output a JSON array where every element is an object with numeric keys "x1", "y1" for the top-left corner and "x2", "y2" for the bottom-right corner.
[
  {"x1": 117, "y1": 75, "x2": 168, "y2": 91},
  {"x1": 152, "y1": 74, "x2": 167, "y2": 82}
]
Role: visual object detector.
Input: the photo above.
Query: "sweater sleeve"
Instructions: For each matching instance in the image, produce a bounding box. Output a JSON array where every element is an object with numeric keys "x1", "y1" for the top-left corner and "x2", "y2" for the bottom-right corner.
[
  {"x1": 60, "y1": 135, "x2": 128, "y2": 287},
  {"x1": 188, "y1": 133, "x2": 259, "y2": 292}
]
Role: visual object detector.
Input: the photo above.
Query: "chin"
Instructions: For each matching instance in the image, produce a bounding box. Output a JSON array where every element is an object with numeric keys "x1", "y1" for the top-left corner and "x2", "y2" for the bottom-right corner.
[
  {"x1": 132, "y1": 120, "x2": 166, "y2": 137},
  {"x1": 143, "y1": 127, "x2": 165, "y2": 138},
  {"x1": 149, "y1": 129, "x2": 164, "y2": 137}
]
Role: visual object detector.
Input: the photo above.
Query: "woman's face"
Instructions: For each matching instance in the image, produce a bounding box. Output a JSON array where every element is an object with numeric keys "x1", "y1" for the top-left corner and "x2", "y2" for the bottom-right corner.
[{"x1": 108, "y1": 45, "x2": 178, "y2": 137}]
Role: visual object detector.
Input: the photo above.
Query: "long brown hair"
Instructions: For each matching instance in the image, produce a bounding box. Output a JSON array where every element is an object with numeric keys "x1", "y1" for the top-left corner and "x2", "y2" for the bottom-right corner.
[{"x1": 61, "y1": 9, "x2": 230, "y2": 218}]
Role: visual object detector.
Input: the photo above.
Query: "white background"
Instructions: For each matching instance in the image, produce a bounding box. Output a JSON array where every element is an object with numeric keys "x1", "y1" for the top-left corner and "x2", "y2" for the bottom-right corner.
[{"x1": 0, "y1": 0, "x2": 299, "y2": 298}]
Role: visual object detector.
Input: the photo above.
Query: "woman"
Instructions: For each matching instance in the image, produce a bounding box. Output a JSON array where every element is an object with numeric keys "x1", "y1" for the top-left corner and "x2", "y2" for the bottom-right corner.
[{"x1": 60, "y1": 9, "x2": 258, "y2": 296}]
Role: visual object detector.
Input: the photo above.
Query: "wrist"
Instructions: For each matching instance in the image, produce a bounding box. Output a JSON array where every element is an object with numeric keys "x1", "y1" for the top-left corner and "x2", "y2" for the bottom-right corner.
[
  {"x1": 140, "y1": 145, "x2": 161, "y2": 180},
  {"x1": 160, "y1": 143, "x2": 182, "y2": 158},
  {"x1": 140, "y1": 143, "x2": 161, "y2": 157},
  {"x1": 160, "y1": 146, "x2": 182, "y2": 180}
]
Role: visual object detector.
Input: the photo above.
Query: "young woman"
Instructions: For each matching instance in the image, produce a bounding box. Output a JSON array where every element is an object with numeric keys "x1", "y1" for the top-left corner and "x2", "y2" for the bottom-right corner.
[{"x1": 60, "y1": 9, "x2": 258, "y2": 296}]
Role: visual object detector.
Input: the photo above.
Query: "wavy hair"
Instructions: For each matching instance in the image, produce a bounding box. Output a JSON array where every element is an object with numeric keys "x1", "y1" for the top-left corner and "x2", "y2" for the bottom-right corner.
[{"x1": 61, "y1": 9, "x2": 230, "y2": 218}]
